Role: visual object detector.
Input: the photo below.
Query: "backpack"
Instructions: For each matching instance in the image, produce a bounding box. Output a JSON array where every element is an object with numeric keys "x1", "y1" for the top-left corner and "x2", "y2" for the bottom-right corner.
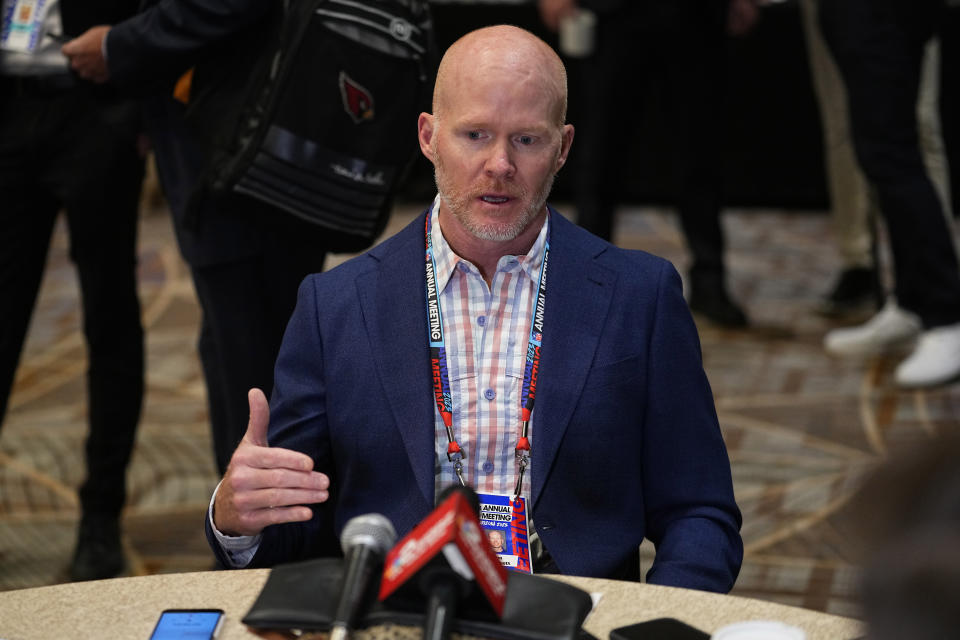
[{"x1": 189, "y1": 0, "x2": 434, "y2": 253}]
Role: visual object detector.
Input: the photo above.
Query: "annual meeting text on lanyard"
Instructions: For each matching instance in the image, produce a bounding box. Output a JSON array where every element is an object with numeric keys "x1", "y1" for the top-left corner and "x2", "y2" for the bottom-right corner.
[{"x1": 424, "y1": 212, "x2": 549, "y2": 499}]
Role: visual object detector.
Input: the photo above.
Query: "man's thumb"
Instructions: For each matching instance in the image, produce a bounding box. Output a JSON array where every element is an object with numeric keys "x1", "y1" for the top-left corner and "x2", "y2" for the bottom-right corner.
[
  {"x1": 60, "y1": 37, "x2": 79, "y2": 56},
  {"x1": 245, "y1": 388, "x2": 270, "y2": 446}
]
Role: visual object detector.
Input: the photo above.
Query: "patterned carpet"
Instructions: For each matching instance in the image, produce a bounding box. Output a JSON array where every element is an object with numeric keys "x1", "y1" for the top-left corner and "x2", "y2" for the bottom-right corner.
[{"x1": 1, "y1": 194, "x2": 958, "y2": 621}]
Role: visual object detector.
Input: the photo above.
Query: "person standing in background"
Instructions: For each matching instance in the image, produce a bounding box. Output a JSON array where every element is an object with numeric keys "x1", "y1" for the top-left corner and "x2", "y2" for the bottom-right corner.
[
  {"x1": 62, "y1": 0, "x2": 331, "y2": 475},
  {"x1": 537, "y1": 0, "x2": 757, "y2": 327},
  {"x1": 1, "y1": 0, "x2": 146, "y2": 581},
  {"x1": 799, "y1": 0, "x2": 950, "y2": 319},
  {"x1": 943, "y1": 2, "x2": 960, "y2": 222},
  {"x1": 819, "y1": 0, "x2": 960, "y2": 387}
]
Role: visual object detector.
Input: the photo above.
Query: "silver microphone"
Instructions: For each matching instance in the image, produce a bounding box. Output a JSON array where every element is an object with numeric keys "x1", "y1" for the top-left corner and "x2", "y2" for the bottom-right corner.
[{"x1": 329, "y1": 513, "x2": 397, "y2": 640}]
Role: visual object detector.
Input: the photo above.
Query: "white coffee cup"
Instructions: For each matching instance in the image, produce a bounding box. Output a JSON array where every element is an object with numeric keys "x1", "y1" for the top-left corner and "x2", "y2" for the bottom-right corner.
[
  {"x1": 711, "y1": 620, "x2": 807, "y2": 640},
  {"x1": 559, "y1": 9, "x2": 596, "y2": 58}
]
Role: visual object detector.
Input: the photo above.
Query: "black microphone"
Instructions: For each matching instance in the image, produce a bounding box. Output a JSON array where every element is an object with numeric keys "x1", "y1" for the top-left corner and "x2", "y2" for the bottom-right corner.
[
  {"x1": 329, "y1": 513, "x2": 397, "y2": 640},
  {"x1": 379, "y1": 485, "x2": 508, "y2": 640}
]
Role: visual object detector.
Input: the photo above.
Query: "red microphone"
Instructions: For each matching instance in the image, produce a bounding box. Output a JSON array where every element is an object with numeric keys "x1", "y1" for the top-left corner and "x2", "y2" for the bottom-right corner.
[{"x1": 379, "y1": 486, "x2": 508, "y2": 640}]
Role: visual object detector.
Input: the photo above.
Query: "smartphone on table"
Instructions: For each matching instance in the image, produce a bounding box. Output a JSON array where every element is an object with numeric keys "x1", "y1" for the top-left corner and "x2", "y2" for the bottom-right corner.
[
  {"x1": 610, "y1": 619, "x2": 710, "y2": 640},
  {"x1": 149, "y1": 609, "x2": 225, "y2": 639}
]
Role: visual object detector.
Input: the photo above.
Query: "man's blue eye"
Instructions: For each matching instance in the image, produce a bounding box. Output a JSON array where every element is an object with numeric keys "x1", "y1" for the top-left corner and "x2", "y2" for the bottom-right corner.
[
  {"x1": 468, "y1": 131, "x2": 482, "y2": 140},
  {"x1": 519, "y1": 136, "x2": 534, "y2": 145}
]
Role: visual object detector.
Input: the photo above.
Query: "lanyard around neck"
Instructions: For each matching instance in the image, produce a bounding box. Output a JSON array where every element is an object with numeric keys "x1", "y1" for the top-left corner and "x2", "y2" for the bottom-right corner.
[{"x1": 424, "y1": 210, "x2": 550, "y2": 497}]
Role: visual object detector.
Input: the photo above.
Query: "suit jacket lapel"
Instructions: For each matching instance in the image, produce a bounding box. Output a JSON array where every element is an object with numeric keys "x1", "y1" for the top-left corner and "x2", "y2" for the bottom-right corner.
[
  {"x1": 531, "y1": 212, "x2": 617, "y2": 508},
  {"x1": 355, "y1": 212, "x2": 437, "y2": 508}
]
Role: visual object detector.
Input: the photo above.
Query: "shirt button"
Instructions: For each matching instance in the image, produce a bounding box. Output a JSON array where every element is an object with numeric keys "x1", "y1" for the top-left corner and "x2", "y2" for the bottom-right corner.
[
  {"x1": 484, "y1": 388, "x2": 496, "y2": 401},
  {"x1": 477, "y1": 315, "x2": 486, "y2": 326},
  {"x1": 481, "y1": 461, "x2": 494, "y2": 474}
]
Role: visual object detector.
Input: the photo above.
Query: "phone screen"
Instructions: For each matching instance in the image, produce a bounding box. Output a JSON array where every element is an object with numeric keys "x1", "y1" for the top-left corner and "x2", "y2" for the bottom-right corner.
[{"x1": 149, "y1": 609, "x2": 224, "y2": 639}]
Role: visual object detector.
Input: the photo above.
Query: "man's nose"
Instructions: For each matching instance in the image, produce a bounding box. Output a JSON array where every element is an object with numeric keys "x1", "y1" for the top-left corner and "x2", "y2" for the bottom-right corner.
[{"x1": 484, "y1": 139, "x2": 515, "y2": 179}]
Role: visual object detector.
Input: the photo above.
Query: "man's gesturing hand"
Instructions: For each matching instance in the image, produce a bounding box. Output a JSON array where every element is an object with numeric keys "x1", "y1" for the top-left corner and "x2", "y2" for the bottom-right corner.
[
  {"x1": 213, "y1": 388, "x2": 330, "y2": 537},
  {"x1": 61, "y1": 26, "x2": 111, "y2": 83}
]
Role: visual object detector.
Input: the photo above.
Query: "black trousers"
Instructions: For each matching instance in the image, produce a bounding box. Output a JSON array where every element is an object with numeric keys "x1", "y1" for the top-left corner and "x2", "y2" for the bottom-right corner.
[
  {"x1": 820, "y1": 0, "x2": 960, "y2": 328},
  {"x1": 145, "y1": 97, "x2": 328, "y2": 473},
  {"x1": 0, "y1": 80, "x2": 145, "y2": 517},
  {"x1": 570, "y1": 0, "x2": 729, "y2": 280},
  {"x1": 189, "y1": 235, "x2": 328, "y2": 473}
]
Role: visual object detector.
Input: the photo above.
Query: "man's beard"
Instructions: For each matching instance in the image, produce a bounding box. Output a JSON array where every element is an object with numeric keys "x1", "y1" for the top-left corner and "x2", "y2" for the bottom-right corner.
[{"x1": 434, "y1": 157, "x2": 555, "y2": 243}]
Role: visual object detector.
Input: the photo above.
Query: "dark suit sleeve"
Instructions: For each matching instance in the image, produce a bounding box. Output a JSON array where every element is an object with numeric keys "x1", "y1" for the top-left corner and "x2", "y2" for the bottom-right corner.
[
  {"x1": 641, "y1": 261, "x2": 743, "y2": 592},
  {"x1": 105, "y1": 0, "x2": 272, "y2": 93},
  {"x1": 205, "y1": 274, "x2": 339, "y2": 568}
]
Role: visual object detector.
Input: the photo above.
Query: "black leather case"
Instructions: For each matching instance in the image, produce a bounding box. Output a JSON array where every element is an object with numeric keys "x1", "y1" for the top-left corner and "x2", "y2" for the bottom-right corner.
[{"x1": 242, "y1": 558, "x2": 594, "y2": 640}]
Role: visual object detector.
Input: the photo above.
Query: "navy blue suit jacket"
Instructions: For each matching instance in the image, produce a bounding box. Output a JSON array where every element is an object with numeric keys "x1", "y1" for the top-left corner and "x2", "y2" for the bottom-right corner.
[{"x1": 208, "y1": 208, "x2": 742, "y2": 592}]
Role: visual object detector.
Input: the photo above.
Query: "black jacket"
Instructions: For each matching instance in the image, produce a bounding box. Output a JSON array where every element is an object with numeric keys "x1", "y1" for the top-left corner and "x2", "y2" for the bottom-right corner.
[
  {"x1": 105, "y1": 0, "x2": 274, "y2": 96},
  {"x1": 60, "y1": 0, "x2": 140, "y2": 36}
]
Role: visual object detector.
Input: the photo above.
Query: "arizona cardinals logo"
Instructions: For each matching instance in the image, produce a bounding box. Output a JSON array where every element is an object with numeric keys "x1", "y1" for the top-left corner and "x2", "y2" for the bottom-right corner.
[{"x1": 339, "y1": 71, "x2": 375, "y2": 124}]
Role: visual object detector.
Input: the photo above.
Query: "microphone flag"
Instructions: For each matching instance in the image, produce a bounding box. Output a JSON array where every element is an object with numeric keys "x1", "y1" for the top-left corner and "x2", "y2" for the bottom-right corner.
[{"x1": 378, "y1": 488, "x2": 508, "y2": 617}]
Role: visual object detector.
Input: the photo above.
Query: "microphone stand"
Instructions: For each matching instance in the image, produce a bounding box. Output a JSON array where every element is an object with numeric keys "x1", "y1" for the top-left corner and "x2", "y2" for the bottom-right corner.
[
  {"x1": 423, "y1": 577, "x2": 460, "y2": 640},
  {"x1": 330, "y1": 536, "x2": 386, "y2": 640}
]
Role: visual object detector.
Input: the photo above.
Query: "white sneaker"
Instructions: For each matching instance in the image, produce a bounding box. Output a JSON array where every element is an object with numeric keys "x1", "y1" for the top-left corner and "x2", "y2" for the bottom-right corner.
[
  {"x1": 895, "y1": 323, "x2": 960, "y2": 387},
  {"x1": 824, "y1": 299, "x2": 921, "y2": 357}
]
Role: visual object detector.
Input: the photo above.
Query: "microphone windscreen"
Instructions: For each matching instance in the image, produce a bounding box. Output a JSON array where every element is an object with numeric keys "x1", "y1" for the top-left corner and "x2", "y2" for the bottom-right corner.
[{"x1": 340, "y1": 513, "x2": 397, "y2": 556}]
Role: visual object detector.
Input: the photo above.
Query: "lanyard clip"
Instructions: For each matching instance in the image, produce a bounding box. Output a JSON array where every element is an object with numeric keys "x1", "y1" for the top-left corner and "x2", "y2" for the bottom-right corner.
[
  {"x1": 513, "y1": 454, "x2": 528, "y2": 499},
  {"x1": 447, "y1": 441, "x2": 466, "y2": 486},
  {"x1": 514, "y1": 427, "x2": 531, "y2": 498}
]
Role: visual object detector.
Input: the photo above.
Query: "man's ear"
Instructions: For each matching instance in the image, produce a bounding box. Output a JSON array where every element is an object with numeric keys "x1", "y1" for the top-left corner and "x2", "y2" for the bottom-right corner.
[
  {"x1": 418, "y1": 113, "x2": 437, "y2": 163},
  {"x1": 555, "y1": 123, "x2": 575, "y2": 172}
]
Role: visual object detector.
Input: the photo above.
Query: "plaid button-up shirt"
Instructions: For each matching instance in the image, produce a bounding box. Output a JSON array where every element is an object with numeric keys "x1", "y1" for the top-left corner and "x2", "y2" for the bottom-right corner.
[{"x1": 427, "y1": 198, "x2": 547, "y2": 506}]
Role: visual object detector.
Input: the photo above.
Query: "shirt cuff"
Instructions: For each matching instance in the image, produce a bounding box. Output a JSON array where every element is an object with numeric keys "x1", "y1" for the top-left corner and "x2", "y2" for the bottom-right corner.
[{"x1": 209, "y1": 480, "x2": 262, "y2": 568}]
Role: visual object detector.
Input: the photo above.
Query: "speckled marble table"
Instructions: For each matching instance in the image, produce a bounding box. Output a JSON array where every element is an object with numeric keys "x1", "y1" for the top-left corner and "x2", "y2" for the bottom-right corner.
[{"x1": 0, "y1": 570, "x2": 863, "y2": 640}]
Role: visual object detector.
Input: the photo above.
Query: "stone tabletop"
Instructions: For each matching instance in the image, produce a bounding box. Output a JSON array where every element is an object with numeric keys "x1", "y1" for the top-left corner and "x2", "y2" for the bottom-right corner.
[{"x1": 0, "y1": 570, "x2": 863, "y2": 640}]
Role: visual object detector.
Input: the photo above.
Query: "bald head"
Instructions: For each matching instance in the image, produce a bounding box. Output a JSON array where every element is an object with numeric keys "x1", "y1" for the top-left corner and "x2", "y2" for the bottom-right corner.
[
  {"x1": 433, "y1": 25, "x2": 568, "y2": 127},
  {"x1": 416, "y1": 24, "x2": 575, "y2": 255}
]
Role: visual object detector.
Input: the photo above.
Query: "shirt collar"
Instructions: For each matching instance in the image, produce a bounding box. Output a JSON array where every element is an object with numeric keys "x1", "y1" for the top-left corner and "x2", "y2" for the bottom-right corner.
[{"x1": 429, "y1": 195, "x2": 550, "y2": 292}]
